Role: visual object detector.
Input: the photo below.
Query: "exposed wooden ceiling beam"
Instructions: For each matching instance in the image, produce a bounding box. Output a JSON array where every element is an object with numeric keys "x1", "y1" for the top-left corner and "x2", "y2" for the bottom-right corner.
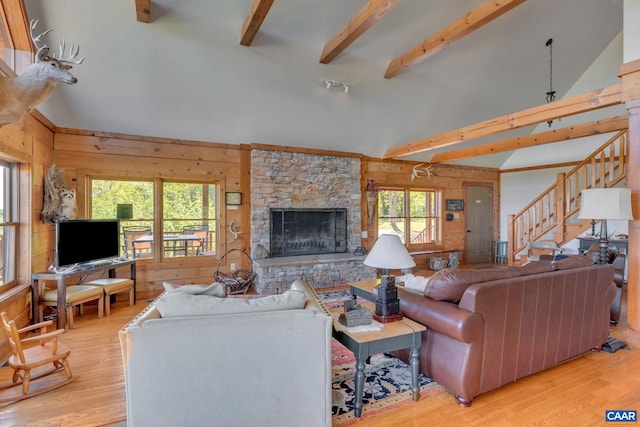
[
  {"x1": 135, "y1": 0, "x2": 151, "y2": 23},
  {"x1": 320, "y1": 0, "x2": 400, "y2": 64},
  {"x1": 240, "y1": 0, "x2": 275, "y2": 46},
  {"x1": 383, "y1": 83, "x2": 623, "y2": 159},
  {"x1": 0, "y1": 0, "x2": 31, "y2": 51},
  {"x1": 430, "y1": 115, "x2": 629, "y2": 163},
  {"x1": 384, "y1": 0, "x2": 527, "y2": 79}
]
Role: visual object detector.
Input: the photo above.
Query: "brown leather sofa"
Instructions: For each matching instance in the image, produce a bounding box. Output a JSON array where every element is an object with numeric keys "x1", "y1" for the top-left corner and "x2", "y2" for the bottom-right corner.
[
  {"x1": 395, "y1": 256, "x2": 616, "y2": 406},
  {"x1": 585, "y1": 243, "x2": 626, "y2": 324}
]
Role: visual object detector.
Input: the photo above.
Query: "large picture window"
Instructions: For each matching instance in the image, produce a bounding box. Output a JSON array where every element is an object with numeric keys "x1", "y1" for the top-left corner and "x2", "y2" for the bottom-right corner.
[
  {"x1": 0, "y1": 160, "x2": 18, "y2": 288},
  {"x1": 91, "y1": 179, "x2": 217, "y2": 259},
  {"x1": 377, "y1": 188, "x2": 441, "y2": 249}
]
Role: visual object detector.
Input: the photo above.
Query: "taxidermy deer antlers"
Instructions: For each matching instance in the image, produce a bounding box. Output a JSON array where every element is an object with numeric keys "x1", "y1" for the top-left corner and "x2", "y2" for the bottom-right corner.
[
  {"x1": 0, "y1": 19, "x2": 85, "y2": 127},
  {"x1": 411, "y1": 163, "x2": 434, "y2": 181}
]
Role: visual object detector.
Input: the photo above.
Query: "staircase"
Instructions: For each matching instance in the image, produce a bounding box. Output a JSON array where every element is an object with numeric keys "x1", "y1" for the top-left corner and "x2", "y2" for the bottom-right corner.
[{"x1": 507, "y1": 129, "x2": 628, "y2": 264}]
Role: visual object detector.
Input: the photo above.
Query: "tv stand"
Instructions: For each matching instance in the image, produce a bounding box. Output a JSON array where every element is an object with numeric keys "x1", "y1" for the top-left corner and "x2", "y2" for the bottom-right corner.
[{"x1": 32, "y1": 259, "x2": 136, "y2": 329}]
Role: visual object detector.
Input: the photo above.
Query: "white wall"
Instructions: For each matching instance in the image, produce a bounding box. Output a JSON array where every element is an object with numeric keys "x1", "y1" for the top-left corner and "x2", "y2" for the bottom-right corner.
[{"x1": 625, "y1": 0, "x2": 640, "y2": 62}]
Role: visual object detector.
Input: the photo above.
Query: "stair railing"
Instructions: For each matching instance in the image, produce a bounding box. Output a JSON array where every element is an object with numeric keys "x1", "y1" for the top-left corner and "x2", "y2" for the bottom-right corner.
[{"x1": 508, "y1": 130, "x2": 627, "y2": 264}]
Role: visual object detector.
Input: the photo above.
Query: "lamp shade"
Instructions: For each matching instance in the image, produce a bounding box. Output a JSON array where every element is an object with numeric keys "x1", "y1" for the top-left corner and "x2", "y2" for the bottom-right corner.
[
  {"x1": 578, "y1": 188, "x2": 634, "y2": 220},
  {"x1": 363, "y1": 234, "x2": 416, "y2": 270}
]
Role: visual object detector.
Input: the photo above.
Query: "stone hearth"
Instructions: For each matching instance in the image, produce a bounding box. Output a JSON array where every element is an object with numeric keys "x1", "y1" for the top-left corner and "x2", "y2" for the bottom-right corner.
[{"x1": 253, "y1": 253, "x2": 376, "y2": 294}]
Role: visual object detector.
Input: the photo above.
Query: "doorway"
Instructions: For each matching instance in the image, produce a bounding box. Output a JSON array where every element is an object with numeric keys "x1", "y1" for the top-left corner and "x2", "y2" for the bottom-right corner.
[{"x1": 465, "y1": 185, "x2": 492, "y2": 264}]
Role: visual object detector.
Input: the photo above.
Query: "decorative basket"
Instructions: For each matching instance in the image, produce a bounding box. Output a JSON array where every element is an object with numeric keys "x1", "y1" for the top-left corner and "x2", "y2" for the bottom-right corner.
[
  {"x1": 428, "y1": 256, "x2": 448, "y2": 271},
  {"x1": 214, "y1": 249, "x2": 256, "y2": 295}
]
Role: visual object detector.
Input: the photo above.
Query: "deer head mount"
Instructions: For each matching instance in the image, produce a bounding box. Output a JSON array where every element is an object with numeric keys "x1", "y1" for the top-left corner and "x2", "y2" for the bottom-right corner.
[{"x1": 0, "y1": 19, "x2": 85, "y2": 127}]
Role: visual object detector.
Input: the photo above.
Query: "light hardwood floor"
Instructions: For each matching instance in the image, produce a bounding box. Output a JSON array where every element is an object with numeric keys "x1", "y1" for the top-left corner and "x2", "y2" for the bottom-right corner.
[{"x1": 1, "y1": 292, "x2": 639, "y2": 426}]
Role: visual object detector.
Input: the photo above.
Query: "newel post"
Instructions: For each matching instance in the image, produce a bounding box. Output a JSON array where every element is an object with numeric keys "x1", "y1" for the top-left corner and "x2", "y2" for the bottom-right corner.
[
  {"x1": 555, "y1": 172, "x2": 566, "y2": 243},
  {"x1": 507, "y1": 214, "x2": 514, "y2": 266}
]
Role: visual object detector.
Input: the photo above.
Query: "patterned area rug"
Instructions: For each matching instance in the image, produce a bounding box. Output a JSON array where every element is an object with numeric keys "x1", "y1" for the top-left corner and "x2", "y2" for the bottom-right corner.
[
  {"x1": 331, "y1": 353, "x2": 443, "y2": 425},
  {"x1": 318, "y1": 287, "x2": 444, "y2": 425},
  {"x1": 317, "y1": 287, "x2": 354, "y2": 308}
]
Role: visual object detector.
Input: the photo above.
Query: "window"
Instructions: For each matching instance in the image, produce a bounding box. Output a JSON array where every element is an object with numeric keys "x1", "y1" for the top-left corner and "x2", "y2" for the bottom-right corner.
[
  {"x1": 0, "y1": 160, "x2": 18, "y2": 288},
  {"x1": 91, "y1": 179, "x2": 217, "y2": 259},
  {"x1": 162, "y1": 182, "x2": 216, "y2": 256},
  {"x1": 377, "y1": 188, "x2": 441, "y2": 248}
]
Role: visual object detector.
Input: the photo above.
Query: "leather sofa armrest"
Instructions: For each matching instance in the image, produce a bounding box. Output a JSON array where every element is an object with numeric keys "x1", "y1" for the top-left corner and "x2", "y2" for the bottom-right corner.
[
  {"x1": 612, "y1": 253, "x2": 625, "y2": 288},
  {"x1": 398, "y1": 288, "x2": 483, "y2": 343}
]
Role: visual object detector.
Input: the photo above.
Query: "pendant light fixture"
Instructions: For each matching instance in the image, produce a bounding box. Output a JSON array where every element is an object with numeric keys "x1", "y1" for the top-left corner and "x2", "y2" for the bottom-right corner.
[{"x1": 545, "y1": 38, "x2": 555, "y2": 127}]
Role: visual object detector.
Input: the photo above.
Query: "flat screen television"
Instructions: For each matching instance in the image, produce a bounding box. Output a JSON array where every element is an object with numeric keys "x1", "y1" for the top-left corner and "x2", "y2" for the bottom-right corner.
[{"x1": 56, "y1": 219, "x2": 120, "y2": 267}]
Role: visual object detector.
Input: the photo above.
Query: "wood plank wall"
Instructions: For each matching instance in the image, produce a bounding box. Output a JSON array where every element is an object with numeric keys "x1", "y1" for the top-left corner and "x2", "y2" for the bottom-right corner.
[
  {"x1": 51, "y1": 131, "x2": 251, "y2": 301},
  {"x1": 363, "y1": 158, "x2": 500, "y2": 268},
  {"x1": 0, "y1": 114, "x2": 55, "y2": 361}
]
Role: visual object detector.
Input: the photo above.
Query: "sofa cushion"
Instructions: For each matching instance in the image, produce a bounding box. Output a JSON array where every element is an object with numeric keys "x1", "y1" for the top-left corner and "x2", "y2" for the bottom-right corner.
[
  {"x1": 162, "y1": 282, "x2": 227, "y2": 297},
  {"x1": 514, "y1": 260, "x2": 555, "y2": 275},
  {"x1": 424, "y1": 267, "x2": 521, "y2": 303},
  {"x1": 156, "y1": 289, "x2": 307, "y2": 317},
  {"x1": 553, "y1": 255, "x2": 594, "y2": 270}
]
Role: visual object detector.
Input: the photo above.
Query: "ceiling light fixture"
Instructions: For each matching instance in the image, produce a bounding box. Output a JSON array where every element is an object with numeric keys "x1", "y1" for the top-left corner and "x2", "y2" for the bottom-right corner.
[
  {"x1": 545, "y1": 38, "x2": 556, "y2": 127},
  {"x1": 322, "y1": 79, "x2": 350, "y2": 93}
]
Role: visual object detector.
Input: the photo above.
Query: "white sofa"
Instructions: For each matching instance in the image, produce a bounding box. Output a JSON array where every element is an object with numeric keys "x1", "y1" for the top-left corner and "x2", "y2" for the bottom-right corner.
[{"x1": 119, "y1": 280, "x2": 332, "y2": 427}]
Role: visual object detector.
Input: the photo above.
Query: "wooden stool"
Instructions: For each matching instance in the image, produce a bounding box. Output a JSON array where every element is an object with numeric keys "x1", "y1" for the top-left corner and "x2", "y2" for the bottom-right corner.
[
  {"x1": 84, "y1": 278, "x2": 135, "y2": 316},
  {"x1": 39, "y1": 285, "x2": 104, "y2": 329}
]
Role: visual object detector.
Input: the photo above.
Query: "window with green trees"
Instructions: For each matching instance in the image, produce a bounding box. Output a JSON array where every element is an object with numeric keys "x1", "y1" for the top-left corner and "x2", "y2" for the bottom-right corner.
[
  {"x1": 91, "y1": 179, "x2": 217, "y2": 259},
  {"x1": 377, "y1": 188, "x2": 441, "y2": 248}
]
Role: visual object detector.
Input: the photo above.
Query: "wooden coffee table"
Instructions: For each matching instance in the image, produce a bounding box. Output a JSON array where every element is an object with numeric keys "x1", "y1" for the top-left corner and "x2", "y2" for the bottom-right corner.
[{"x1": 330, "y1": 297, "x2": 426, "y2": 418}]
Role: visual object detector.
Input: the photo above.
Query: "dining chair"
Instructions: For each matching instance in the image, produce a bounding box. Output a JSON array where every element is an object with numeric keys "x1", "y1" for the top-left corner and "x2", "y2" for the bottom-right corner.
[
  {"x1": 0, "y1": 312, "x2": 72, "y2": 402},
  {"x1": 183, "y1": 225, "x2": 209, "y2": 255},
  {"x1": 123, "y1": 225, "x2": 152, "y2": 259}
]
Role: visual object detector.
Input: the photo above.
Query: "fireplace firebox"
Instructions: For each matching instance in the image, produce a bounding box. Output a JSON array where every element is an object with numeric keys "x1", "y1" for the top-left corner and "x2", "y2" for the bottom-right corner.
[{"x1": 270, "y1": 208, "x2": 347, "y2": 257}]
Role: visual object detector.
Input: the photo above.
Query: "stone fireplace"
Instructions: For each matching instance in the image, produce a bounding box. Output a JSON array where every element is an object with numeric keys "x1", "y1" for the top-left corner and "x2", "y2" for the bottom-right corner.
[{"x1": 250, "y1": 149, "x2": 375, "y2": 293}]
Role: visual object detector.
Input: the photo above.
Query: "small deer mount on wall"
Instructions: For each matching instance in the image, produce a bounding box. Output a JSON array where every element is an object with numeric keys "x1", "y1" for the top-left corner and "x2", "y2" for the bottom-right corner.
[
  {"x1": 41, "y1": 164, "x2": 77, "y2": 224},
  {"x1": 0, "y1": 19, "x2": 84, "y2": 127}
]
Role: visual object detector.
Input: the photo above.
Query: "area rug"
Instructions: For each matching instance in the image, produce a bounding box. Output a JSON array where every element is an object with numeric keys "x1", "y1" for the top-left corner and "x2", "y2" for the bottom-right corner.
[
  {"x1": 318, "y1": 287, "x2": 444, "y2": 424},
  {"x1": 331, "y1": 353, "x2": 443, "y2": 425},
  {"x1": 317, "y1": 287, "x2": 354, "y2": 308}
]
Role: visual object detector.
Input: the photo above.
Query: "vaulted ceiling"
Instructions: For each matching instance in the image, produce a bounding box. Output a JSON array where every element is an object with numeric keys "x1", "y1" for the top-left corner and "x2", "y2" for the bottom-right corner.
[{"x1": 13, "y1": 0, "x2": 625, "y2": 168}]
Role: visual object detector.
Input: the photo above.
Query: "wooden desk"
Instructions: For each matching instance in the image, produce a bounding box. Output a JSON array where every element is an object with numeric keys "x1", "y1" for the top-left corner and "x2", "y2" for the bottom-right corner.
[{"x1": 31, "y1": 259, "x2": 136, "y2": 329}]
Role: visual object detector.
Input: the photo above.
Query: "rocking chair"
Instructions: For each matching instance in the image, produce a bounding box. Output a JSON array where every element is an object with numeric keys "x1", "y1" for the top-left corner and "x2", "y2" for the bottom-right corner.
[{"x1": 0, "y1": 312, "x2": 72, "y2": 403}]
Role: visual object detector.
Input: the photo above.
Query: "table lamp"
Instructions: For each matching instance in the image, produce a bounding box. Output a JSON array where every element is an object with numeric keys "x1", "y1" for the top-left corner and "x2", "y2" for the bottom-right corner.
[
  {"x1": 363, "y1": 234, "x2": 416, "y2": 323},
  {"x1": 578, "y1": 188, "x2": 634, "y2": 264}
]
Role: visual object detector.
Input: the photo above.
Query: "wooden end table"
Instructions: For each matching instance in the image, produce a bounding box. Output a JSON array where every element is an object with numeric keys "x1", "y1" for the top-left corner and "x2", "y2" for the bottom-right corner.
[{"x1": 330, "y1": 288, "x2": 426, "y2": 418}]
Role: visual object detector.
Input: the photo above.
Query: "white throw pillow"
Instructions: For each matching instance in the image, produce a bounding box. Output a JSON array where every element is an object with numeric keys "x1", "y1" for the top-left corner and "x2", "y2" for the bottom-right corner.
[
  {"x1": 403, "y1": 274, "x2": 429, "y2": 293},
  {"x1": 156, "y1": 289, "x2": 306, "y2": 318},
  {"x1": 162, "y1": 282, "x2": 226, "y2": 297}
]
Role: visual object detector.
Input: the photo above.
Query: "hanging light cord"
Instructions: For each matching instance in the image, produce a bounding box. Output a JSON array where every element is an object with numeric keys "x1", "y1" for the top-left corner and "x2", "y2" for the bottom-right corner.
[{"x1": 545, "y1": 38, "x2": 556, "y2": 126}]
